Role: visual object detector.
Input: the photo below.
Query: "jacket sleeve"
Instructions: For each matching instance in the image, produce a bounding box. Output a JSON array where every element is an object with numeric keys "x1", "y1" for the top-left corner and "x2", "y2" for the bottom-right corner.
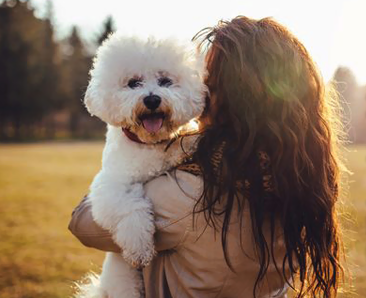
[
  {"x1": 68, "y1": 196, "x2": 121, "y2": 253},
  {"x1": 68, "y1": 170, "x2": 202, "y2": 253}
]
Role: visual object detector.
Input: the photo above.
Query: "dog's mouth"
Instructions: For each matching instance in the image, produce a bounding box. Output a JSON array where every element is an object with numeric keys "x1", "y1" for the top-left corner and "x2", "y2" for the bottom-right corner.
[{"x1": 139, "y1": 112, "x2": 165, "y2": 133}]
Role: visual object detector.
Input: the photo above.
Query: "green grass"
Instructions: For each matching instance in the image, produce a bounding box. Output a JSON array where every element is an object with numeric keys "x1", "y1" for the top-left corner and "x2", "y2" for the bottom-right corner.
[{"x1": 0, "y1": 142, "x2": 365, "y2": 297}]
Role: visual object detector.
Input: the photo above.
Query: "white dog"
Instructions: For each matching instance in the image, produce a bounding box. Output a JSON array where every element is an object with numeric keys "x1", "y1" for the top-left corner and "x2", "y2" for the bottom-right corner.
[{"x1": 75, "y1": 34, "x2": 206, "y2": 298}]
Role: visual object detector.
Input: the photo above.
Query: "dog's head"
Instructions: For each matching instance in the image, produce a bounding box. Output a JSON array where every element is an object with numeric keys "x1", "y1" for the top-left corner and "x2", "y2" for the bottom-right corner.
[{"x1": 84, "y1": 34, "x2": 207, "y2": 144}]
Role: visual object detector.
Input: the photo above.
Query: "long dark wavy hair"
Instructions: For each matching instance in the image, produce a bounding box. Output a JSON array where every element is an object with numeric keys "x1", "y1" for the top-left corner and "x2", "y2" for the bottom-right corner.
[{"x1": 191, "y1": 16, "x2": 345, "y2": 297}]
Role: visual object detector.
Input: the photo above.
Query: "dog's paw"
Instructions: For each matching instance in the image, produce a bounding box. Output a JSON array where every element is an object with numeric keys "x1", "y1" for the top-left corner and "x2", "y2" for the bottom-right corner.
[
  {"x1": 122, "y1": 236, "x2": 156, "y2": 269},
  {"x1": 113, "y1": 206, "x2": 156, "y2": 269}
]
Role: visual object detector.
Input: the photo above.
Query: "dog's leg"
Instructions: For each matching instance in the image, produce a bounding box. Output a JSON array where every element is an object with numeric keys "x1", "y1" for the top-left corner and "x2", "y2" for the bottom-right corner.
[
  {"x1": 89, "y1": 173, "x2": 155, "y2": 298},
  {"x1": 112, "y1": 194, "x2": 156, "y2": 268},
  {"x1": 99, "y1": 252, "x2": 144, "y2": 298},
  {"x1": 90, "y1": 173, "x2": 156, "y2": 266}
]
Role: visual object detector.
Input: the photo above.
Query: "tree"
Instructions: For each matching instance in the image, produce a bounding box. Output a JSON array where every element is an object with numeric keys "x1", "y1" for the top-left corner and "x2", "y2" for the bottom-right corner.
[
  {"x1": 332, "y1": 67, "x2": 358, "y2": 135},
  {"x1": 38, "y1": 0, "x2": 62, "y2": 138},
  {"x1": 0, "y1": 0, "x2": 106, "y2": 141},
  {"x1": 0, "y1": 0, "x2": 60, "y2": 140},
  {"x1": 97, "y1": 16, "x2": 116, "y2": 45},
  {"x1": 62, "y1": 26, "x2": 91, "y2": 136},
  {"x1": 333, "y1": 66, "x2": 357, "y2": 98}
]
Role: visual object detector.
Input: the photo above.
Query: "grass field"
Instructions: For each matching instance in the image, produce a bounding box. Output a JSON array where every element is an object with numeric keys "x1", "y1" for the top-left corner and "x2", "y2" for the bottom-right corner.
[
  {"x1": 0, "y1": 142, "x2": 365, "y2": 297},
  {"x1": 341, "y1": 145, "x2": 366, "y2": 296}
]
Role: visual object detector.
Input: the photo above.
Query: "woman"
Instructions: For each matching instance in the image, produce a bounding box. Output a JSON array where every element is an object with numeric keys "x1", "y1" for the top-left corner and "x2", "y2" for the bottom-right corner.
[{"x1": 69, "y1": 16, "x2": 344, "y2": 297}]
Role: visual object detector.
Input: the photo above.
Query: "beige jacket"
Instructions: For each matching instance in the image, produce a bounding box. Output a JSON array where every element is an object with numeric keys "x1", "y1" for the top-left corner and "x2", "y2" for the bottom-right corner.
[{"x1": 69, "y1": 170, "x2": 289, "y2": 298}]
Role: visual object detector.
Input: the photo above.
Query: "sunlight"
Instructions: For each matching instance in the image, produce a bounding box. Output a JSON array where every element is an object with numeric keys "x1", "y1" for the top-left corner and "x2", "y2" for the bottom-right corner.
[
  {"x1": 332, "y1": 0, "x2": 366, "y2": 84},
  {"x1": 30, "y1": 0, "x2": 366, "y2": 84}
]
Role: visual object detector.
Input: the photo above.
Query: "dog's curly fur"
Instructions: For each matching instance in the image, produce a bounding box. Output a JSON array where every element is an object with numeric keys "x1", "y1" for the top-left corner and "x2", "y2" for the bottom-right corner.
[{"x1": 75, "y1": 33, "x2": 206, "y2": 298}]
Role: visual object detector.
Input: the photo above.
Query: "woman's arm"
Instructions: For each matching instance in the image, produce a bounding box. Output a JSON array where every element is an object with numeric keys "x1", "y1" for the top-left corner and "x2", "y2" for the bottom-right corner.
[
  {"x1": 68, "y1": 196, "x2": 121, "y2": 253},
  {"x1": 68, "y1": 170, "x2": 202, "y2": 253}
]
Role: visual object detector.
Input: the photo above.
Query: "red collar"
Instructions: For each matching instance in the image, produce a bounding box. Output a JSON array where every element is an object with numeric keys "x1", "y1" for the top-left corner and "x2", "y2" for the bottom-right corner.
[
  {"x1": 122, "y1": 127, "x2": 172, "y2": 146},
  {"x1": 122, "y1": 128, "x2": 146, "y2": 144}
]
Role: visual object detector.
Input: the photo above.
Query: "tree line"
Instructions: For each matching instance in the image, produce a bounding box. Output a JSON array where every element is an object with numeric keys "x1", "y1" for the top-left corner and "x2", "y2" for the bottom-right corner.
[
  {"x1": 0, "y1": 0, "x2": 114, "y2": 141},
  {"x1": 0, "y1": 0, "x2": 364, "y2": 142}
]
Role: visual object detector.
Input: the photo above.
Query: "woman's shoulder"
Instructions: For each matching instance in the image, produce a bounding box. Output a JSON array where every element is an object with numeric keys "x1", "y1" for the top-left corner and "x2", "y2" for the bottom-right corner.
[{"x1": 145, "y1": 168, "x2": 202, "y2": 218}]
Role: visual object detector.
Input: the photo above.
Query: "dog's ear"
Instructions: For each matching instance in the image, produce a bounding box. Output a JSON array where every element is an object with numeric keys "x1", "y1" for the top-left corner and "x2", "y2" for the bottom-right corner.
[
  {"x1": 83, "y1": 78, "x2": 112, "y2": 124},
  {"x1": 84, "y1": 79, "x2": 98, "y2": 117}
]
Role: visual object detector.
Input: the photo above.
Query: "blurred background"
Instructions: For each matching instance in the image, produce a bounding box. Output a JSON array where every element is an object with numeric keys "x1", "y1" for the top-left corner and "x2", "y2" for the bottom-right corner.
[{"x1": 0, "y1": 0, "x2": 364, "y2": 297}]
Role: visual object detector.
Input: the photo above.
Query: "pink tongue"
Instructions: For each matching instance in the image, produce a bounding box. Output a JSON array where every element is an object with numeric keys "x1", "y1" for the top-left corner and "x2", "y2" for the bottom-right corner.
[{"x1": 142, "y1": 118, "x2": 163, "y2": 133}]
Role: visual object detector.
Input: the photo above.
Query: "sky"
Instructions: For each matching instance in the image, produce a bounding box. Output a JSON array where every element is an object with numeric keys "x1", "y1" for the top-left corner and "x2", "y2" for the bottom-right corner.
[{"x1": 30, "y1": 0, "x2": 366, "y2": 85}]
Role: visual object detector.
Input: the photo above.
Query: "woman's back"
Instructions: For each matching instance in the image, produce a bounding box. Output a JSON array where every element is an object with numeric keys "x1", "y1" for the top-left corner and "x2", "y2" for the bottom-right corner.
[
  {"x1": 142, "y1": 170, "x2": 289, "y2": 297},
  {"x1": 69, "y1": 168, "x2": 289, "y2": 297}
]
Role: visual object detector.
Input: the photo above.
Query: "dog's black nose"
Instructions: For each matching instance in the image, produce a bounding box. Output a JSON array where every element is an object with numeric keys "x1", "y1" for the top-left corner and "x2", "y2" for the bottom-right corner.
[{"x1": 143, "y1": 95, "x2": 161, "y2": 110}]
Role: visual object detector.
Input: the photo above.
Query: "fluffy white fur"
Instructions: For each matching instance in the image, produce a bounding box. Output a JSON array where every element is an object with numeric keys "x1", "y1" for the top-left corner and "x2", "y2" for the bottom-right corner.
[
  {"x1": 75, "y1": 33, "x2": 206, "y2": 298},
  {"x1": 85, "y1": 35, "x2": 205, "y2": 143}
]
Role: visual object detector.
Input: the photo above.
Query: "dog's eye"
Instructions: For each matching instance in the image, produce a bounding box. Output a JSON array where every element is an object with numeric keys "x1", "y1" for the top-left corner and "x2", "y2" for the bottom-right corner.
[
  {"x1": 127, "y1": 78, "x2": 143, "y2": 89},
  {"x1": 158, "y1": 77, "x2": 173, "y2": 87}
]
